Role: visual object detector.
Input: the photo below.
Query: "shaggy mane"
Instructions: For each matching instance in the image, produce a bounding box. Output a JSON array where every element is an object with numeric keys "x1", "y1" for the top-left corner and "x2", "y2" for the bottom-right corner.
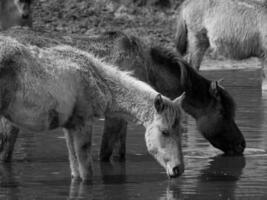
[{"x1": 149, "y1": 46, "x2": 236, "y2": 117}]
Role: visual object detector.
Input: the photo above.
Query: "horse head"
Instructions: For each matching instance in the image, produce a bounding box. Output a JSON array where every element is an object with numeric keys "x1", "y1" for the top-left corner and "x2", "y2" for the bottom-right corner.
[
  {"x1": 145, "y1": 93, "x2": 185, "y2": 178},
  {"x1": 148, "y1": 46, "x2": 246, "y2": 155},
  {"x1": 195, "y1": 81, "x2": 246, "y2": 155}
]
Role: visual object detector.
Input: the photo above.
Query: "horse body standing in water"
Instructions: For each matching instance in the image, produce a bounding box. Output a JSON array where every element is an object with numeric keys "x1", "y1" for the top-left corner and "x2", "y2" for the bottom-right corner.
[
  {"x1": 0, "y1": 36, "x2": 185, "y2": 180},
  {"x1": 101, "y1": 34, "x2": 245, "y2": 160},
  {"x1": 0, "y1": 0, "x2": 32, "y2": 30},
  {"x1": 0, "y1": 28, "x2": 245, "y2": 163},
  {"x1": 175, "y1": 0, "x2": 267, "y2": 72}
]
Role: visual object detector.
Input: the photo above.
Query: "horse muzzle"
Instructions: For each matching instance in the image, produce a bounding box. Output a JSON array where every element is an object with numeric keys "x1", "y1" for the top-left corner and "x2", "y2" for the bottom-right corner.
[
  {"x1": 225, "y1": 139, "x2": 246, "y2": 156},
  {"x1": 167, "y1": 164, "x2": 184, "y2": 178}
]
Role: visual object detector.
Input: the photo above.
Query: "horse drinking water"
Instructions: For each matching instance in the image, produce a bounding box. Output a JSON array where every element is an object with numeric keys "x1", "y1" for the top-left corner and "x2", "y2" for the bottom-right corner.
[
  {"x1": 0, "y1": 28, "x2": 245, "y2": 163},
  {"x1": 0, "y1": 36, "x2": 185, "y2": 180},
  {"x1": 0, "y1": 0, "x2": 32, "y2": 30},
  {"x1": 175, "y1": 0, "x2": 267, "y2": 75},
  {"x1": 100, "y1": 33, "x2": 245, "y2": 159}
]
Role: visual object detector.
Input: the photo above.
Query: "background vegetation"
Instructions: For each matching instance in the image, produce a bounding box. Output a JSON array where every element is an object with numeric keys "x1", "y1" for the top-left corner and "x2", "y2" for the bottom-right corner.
[{"x1": 32, "y1": 0, "x2": 184, "y2": 48}]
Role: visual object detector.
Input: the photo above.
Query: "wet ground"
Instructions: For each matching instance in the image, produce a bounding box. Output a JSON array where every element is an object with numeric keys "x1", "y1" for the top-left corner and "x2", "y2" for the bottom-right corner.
[{"x1": 0, "y1": 73, "x2": 267, "y2": 200}]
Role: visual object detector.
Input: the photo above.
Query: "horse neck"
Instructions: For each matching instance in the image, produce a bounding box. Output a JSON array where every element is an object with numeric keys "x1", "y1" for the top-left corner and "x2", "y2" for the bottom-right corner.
[
  {"x1": 109, "y1": 84, "x2": 156, "y2": 127},
  {"x1": 92, "y1": 59, "x2": 157, "y2": 127},
  {"x1": 147, "y1": 59, "x2": 211, "y2": 109},
  {"x1": 181, "y1": 71, "x2": 212, "y2": 118}
]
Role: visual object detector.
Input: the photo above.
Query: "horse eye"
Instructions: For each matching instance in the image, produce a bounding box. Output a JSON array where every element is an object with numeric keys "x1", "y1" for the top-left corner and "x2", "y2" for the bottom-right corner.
[{"x1": 162, "y1": 130, "x2": 170, "y2": 137}]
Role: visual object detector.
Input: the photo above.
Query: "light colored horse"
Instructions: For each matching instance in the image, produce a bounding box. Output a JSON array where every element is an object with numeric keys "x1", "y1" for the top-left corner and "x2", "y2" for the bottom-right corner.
[
  {"x1": 175, "y1": 0, "x2": 267, "y2": 73},
  {"x1": 0, "y1": 0, "x2": 32, "y2": 30},
  {"x1": 0, "y1": 36, "x2": 185, "y2": 181}
]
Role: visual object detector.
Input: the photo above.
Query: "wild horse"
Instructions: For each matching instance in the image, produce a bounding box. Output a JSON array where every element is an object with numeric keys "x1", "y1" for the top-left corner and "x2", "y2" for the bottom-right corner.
[
  {"x1": 0, "y1": 27, "x2": 245, "y2": 163},
  {"x1": 175, "y1": 0, "x2": 267, "y2": 71},
  {"x1": 101, "y1": 33, "x2": 245, "y2": 160},
  {"x1": 0, "y1": 0, "x2": 32, "y2": 30},
  {"x1": 0, "y1": 36, "x2": 185, "y2": 180}
]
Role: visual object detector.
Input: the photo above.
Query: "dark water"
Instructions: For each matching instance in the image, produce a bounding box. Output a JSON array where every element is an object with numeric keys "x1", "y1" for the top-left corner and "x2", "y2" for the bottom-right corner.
[{"x1": 1, "y1": 78, "x2": 267, "y2": 199}]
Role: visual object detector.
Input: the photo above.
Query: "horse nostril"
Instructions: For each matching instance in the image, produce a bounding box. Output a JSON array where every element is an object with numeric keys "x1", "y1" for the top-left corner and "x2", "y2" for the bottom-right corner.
[{"x1": 171, "y1": 165, "x2": 184, "y2": 178}]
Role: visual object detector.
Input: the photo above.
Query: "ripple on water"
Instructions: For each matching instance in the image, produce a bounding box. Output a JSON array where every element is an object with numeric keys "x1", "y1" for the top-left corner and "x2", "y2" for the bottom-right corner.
[{"x1": 244, "y1": 148, "x2": 267, "y2": 157}]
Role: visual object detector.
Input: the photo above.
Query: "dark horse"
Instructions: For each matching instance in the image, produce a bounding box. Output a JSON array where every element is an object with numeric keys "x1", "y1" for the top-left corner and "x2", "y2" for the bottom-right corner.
[{"x1": 0, "y1": 27, "x2": 245, "y2": 162}]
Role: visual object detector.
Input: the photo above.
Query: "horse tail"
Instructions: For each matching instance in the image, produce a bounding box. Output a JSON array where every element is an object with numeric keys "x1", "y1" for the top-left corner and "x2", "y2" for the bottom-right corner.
[{"x1": 175, "y1": 11, "x2": 188, "y2": 56}]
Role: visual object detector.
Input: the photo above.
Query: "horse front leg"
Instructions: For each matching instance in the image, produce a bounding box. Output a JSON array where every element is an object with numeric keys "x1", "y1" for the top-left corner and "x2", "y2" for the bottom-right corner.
[
  {"x1": 0, "y1": 117, "x2": 19, "y2": 162},
  {"x1": 261, "y1": 57, "x2": 267, "y2": 90},
  {"x1": 63, "y1": 129, "x2": 80, "y2": 179},
  {"x1": 100, "y1": 116, "x2": 127, "y2": 162},
  {"x1": 65, "y1": 120, "x2": 93, "y2": 181}
]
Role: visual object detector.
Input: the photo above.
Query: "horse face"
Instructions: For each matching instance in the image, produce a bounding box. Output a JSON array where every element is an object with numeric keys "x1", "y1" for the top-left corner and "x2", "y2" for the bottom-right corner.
[
  {"x1": 197, "y1": 81, "x2": 246, "y2": 155},
  {"x1": 145, "y1": 94, "x2": 185, "y2": 178},
  {"x1": 14, "y1": 0, "x2": 32, "y2": 19}
]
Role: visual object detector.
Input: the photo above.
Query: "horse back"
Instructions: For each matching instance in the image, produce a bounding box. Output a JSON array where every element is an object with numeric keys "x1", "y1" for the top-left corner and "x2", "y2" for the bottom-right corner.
[{"x1": 182, "y1": 0, "x2": 267, "y2": 59}]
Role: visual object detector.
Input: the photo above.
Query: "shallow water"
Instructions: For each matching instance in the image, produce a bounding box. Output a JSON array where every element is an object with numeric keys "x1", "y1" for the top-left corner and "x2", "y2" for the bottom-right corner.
[{"x1": 1, "y1": 78, "x2": 267, "y2": 199}]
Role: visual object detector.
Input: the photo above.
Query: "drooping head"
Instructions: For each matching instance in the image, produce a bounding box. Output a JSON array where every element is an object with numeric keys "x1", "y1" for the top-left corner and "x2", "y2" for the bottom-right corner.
[
  {"x1": 145, "y1": 93, "x2": 185, "y2": 178},
  {"x1": 13, "y1": 0, "x2": 32, "y2": 19},
  {"x1": 193, "y1": 81, "x2": 246, "y2": 155}
]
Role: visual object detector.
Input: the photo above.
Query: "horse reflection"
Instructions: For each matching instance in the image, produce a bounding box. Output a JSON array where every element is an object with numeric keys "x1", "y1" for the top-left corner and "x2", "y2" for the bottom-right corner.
[{"x1": 160, "y1": 155, "x2": 246, "y2": 200}]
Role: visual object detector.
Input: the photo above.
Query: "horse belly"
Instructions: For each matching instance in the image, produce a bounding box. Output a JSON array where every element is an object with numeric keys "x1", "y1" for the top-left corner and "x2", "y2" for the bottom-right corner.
[
  {"x1": 47, "y1": 77, "x2": 78, "y2": 127},
  {"x1": 6, "y1": 81, "x2": 77, "y2": 132},
  {"x1": 205, "y1": 13, "x2": 262, "y2": 59},
  {"x1": 6, "y1": 102, "x2": 57, "y2": 132}
]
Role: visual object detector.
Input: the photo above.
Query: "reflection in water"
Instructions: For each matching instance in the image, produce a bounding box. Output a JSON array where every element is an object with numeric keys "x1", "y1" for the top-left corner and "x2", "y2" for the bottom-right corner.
[
  {"x1": 0, "y1": 83, "x2": 267, "y2": 199},
  {"x1": 192, "y1": 155, "x2": 246, "y2": 200},
  {"x1": 159, "y1": 184, "x2": 182, "y2": 200},
  {"x1": 159, "y1": 155, "x2": 246, "y2": 200},
  {"x1": 0, "y1": 163, "x2": 20, "y2": 200},
  {"x1": 100, "y1": 161, "x2": 127, "y2": 184}
]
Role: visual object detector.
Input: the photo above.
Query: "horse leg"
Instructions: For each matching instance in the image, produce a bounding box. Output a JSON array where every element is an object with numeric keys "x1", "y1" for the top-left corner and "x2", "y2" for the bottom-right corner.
[
  {"x1": 262, "y1": 57, "x2": 267, "y2": 90},
  {"x1": 112, "y1": 123, "x2": 127, "y2": 161},
  {"x1": 71, "y1": 121, "x2": 93, "y2": 181},
  {"x1": 0, "y1": 117, "x2": 19, "y2": 162},
  {"x1": 63, "y1": 129, "x2": 80, "y2": 179},
  {"x1": 100, "y1": 116, "x2": 127, "y2": 162},
  {"x1": 187, "y1": 30, "x2": 209, "y2": 70}
]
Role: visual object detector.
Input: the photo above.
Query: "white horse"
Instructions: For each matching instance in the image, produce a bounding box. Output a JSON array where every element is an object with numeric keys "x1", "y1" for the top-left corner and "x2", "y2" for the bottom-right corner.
[
  {"x1": 175, "y1": 0, "x2": 267, "y2": 80},
  {"x1": 0, "y1": 36, "x2": 185, "y2": 181}
]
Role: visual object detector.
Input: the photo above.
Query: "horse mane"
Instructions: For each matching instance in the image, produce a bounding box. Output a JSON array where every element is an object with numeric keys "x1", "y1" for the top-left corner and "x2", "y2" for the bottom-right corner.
[
  {"x1": 162, "y1": 99, "x2": 182, "y2": 129},
  {"x1": 149, "y1": 46, "x2": 236, "y2": 117},
  {"x1": 53, "y1": 45, "x2": 158, "y2": 96},
  {"x1": 0, "y1": 36, "x2": 24, "y2": 64},
  {"x1": 149, "y1": 46, "x2": 197, "y2": 90}
]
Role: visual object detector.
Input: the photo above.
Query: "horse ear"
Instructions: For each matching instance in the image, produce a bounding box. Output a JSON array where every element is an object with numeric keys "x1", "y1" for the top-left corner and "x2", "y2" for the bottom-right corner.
[
  {"x1": 173, "y1": 92, "x2": 186, "y2": 105},
  {"x1": 154, "y1": 94, "x2": 165, "y2": 113},
  {"x1": 217, "y1": 78, "x2": 224, "y2": 87},
  {"x1": 209, "y1": 81, "x2": 219, "y2": 97}
]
